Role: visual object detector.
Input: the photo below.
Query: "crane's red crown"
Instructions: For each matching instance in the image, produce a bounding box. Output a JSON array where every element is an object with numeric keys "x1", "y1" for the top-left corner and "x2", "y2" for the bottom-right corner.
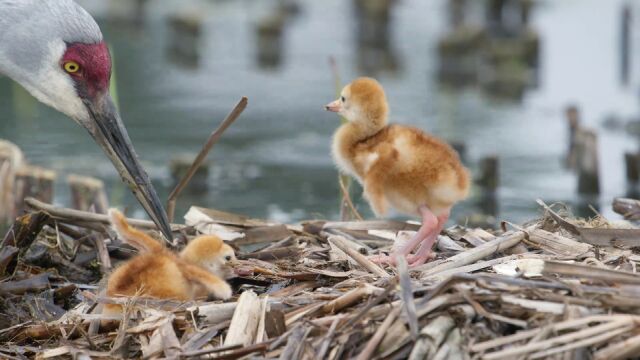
[{"x1": 61, "y1": 42, "x2": 111, "y2": 99}]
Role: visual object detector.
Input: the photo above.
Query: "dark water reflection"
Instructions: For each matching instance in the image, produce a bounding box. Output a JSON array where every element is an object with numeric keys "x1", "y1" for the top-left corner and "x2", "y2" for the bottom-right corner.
[{"x1": 0, "y1": 0, "x2": 638, "y2": 225}]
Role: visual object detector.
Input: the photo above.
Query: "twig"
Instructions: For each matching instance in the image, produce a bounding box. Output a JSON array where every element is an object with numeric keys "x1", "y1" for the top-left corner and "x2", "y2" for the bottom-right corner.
[
  {"x1": 397, "y1": 256, "x2": 419, "y2": 339},
  {"x1": 529, "y1": 324, "x2": 633, "y2": 359},
  {"x1": 414, "y1": 231, "x2": 526, "y2": 275},
  {"x1": 322, "y1": 284, "x2": 380, "y2": 314},
  {"x1": 25, "y1": 197, "x2": 186, "y2": 232},
  {"x1": 166, "y1": 97, "x2": 248, "y2": 221},
  {"x1": 224, "y1": 290, "x2": 262, "y2": 347},
  {"x1": 342, "y1": 277, "x2": 397, "y2": 329},
  {"x1": 316, "y1": 316, "x2": 340, "y2": 359},
  {"x1": 328, "y1": 56, "x2": 358, "y2": 221},
  {"x1": 182, "y1": 341, "x2": 270, "y2": 359},
  {"x1": 338, "y1": 175, "x2": 363, "y2": 221},
  {"x1": 480, "y1": 318, "x2": 636, "y2": 359},
  {"x1": 356, "y1": 305, "x2": 401, "y2": 360},
  {"x1": 594, "y1": 332, "x2": 640, "y2": 360},
  {"x1": 329, "y1": 235, "x2": 389, "y2": 278},
  {"x1": 459, "y1": 288, "x2": 527, "y2": 328}
]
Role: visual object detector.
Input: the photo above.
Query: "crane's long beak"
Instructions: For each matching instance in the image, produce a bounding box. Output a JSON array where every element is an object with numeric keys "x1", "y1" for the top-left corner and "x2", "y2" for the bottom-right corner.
[{"x1": 82, "y1": 93, "x2": 173, "y2": 241}]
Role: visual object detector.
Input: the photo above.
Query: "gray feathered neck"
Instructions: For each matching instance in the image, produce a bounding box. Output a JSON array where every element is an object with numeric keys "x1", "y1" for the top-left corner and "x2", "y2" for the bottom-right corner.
[{"x1": 0, "y1": 0, "x2": 102, "y2": 44}]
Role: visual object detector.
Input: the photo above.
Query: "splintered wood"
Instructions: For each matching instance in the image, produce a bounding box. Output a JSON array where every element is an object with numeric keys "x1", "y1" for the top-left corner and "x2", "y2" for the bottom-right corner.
[{"x1": 4, "y1": 200, "x2": 640, "y2": 359}]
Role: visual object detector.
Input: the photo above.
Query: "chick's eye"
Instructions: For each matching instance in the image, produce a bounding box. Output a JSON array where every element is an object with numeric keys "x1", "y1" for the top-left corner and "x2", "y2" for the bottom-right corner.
[
  {"x1": 225, "y1": 255, "x2": 232, "y2": 261},
  {"x1": 341, "y1": 96, "x2": 346, "y2": 102},
  {"x1": 63, "y1": 61, "x2": 80, "y2": 74}
]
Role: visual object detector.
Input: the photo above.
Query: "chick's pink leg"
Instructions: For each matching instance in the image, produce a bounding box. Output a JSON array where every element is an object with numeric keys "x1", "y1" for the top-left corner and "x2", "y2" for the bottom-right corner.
[
  {"x1": 371, "y1": 206, "x2": 437, "y2": 265},
  {"x1": 408, "y1": 212, "x2": 449, "y2": 267}
]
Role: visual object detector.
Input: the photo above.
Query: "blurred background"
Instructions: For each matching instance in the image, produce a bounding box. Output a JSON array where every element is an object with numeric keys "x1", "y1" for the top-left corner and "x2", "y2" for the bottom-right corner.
[{"x1": 1, "y1": 0, "x2": 640, "y2": 226}]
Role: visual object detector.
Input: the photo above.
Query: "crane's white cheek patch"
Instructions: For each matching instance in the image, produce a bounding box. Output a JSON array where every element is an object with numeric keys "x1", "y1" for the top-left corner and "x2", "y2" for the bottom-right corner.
[{"x1": 27, "y1": 40, "x2": 89, "y2": 123}]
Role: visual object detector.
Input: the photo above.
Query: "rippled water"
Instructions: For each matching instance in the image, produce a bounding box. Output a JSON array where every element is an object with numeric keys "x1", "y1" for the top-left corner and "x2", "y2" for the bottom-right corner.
[{"x1": 1, "y1": 0, "x2": 639, "y2": 225}]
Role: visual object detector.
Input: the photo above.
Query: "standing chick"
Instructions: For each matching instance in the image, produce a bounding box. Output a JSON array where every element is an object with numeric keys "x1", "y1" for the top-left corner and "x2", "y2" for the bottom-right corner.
[
  {"x1": 103, "y1": 210, "x2": 233, "y2": 318},
  {"x1": 325, "y1": 77, "x2": 470, "y2": 266}
]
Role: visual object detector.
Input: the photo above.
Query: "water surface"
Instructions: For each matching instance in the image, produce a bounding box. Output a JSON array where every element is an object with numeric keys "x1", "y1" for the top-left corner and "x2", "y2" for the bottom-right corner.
[{"x1": 1, "y1": 0, "x2": 639, "y2": 225}]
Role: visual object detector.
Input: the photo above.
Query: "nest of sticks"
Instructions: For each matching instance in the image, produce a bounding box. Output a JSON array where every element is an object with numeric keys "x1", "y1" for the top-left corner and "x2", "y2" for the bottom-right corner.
[{"x1": 3, "y1": 197, "x2": 640, "y2": 359}]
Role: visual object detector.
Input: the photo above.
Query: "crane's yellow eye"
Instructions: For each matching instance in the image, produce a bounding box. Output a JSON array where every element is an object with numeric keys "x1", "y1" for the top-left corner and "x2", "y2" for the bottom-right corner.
[{"x1": 63, "y1": 61, "x2": 80, "y2": 73}]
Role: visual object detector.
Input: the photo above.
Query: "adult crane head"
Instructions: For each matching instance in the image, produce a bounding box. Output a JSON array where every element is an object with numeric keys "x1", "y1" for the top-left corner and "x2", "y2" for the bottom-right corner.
[{"x1": 0, "y1": 0, "x2": 173, "y2": 240}]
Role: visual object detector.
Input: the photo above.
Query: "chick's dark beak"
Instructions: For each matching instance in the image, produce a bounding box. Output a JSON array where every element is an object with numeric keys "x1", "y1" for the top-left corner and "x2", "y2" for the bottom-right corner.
[{"x1": 82, "y1": 92, "x2": 173, "y2": 241}]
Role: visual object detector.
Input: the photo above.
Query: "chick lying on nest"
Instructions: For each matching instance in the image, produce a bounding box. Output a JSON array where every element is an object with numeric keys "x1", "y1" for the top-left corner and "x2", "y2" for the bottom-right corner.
[{"x1": 102, "y1": 209, "x2": 235, "y2": 320}]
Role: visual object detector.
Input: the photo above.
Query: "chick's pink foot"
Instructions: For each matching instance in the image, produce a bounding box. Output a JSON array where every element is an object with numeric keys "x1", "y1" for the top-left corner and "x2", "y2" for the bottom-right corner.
[
  {"x1": 370, "y1": 208, "x2": 449, "y2": 268},
  {"x1": 369, "y1": 254, "x2": 396, "y2": 265},
  {"x1": 406, "y1": 251, "x2": 437, "y2": 266}
]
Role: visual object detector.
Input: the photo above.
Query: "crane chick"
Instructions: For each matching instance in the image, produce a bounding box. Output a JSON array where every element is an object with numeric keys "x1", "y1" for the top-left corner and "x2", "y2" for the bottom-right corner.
[
  {"x1": 103, "y1": 210, "x2": 234, "y2": 318},
  {"x1": 325, "y1": 77, "x2": 470, "y2": 266}
]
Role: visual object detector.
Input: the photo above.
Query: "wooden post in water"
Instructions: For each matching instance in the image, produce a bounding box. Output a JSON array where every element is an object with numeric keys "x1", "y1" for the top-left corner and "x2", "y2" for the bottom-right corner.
[
  {"x1": 13, "y1": 166, "x2": 55, "y2": 218},
  {"x1": 624, "y1": 152, "x2": 640, "y2": 184},
  {"x1": 353, "y1": 0, "x2": 397, "y2": 73},
  {"x1": 167, "y1": 12, "x2": 202, "y2": 68},
  {"x1": 450, "y1": 141, "x2": 467, "y2": 164},
  {"x1": 256, "y1": 14, "x2": 286, "y2": 69},
  {"x1": 564, "y1": 105, "x2": 580, "y2": 170},
  {"x1": 0, "y1": 140, "x2": 24, "y2": 225},
  {"x1": 620, "y1": 5, "x2": 631, "y2": 87},
  {"x1": 169, "y1": 156, "x2": 209, "y2": 194},
  {"x1": 448, "y1": 0, "x2": 467, "y2": 29},
  {"x1": 575, "y1": 129, "x2": 600, "y2": 194},
  {"x1": 67, "y1": 175, "x2": 109, "y2": 214},
  {"x1": 561, "y1": 105, "x2": 600, "y2": 194},
  {"x1": 476, "y1": 155, "x2": 499, "y2": 191},
  {"x1": 520, "y1": 0, "x2": 533, "y2": 27},
  {"x1": 133, "y1": 0, "x2": 149, "y2": 27}
]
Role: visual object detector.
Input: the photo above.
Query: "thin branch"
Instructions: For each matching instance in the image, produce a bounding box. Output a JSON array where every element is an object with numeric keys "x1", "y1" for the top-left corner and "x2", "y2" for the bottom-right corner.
[
  {"x1": 167, "y1": 97, "x2": 248, "y2": 221},
  {"x1": 328, "y1": 56, "x2": 360, "y2": 222},
  {"x1": 338, "y1": 175, "x2": 363, "y2": 221}
]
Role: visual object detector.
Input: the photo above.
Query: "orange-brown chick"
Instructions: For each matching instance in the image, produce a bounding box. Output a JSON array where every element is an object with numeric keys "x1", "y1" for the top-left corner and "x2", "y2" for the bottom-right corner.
[
  {"x1": 103, "y1": 210, "x2": 232, "y2": 319},
  {"x1": 180, "y1": 235, "x2": 237, "y2": 280},
  {"x1": 325, "y1": 77, "x2": 470, "y2": 266}
]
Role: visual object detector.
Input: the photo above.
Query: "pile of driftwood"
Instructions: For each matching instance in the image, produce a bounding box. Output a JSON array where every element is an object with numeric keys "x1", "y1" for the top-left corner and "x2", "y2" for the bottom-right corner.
[{"x1": 3, "y1": 198, "x2": 640, "y2": 359}]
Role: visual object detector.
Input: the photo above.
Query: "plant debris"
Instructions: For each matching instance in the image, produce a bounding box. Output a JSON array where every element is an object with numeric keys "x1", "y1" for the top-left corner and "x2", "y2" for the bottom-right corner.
[{"x1": 3, "y1": 199, "x2": 640, "y2": 359}]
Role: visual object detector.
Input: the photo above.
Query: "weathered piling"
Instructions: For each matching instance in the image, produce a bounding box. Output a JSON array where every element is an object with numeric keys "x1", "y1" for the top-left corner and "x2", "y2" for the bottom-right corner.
[
  {"x1": 255, "y1": 14, "x2": 286, "y2": 69},
  {"x1": 625, "y1": 152, "x2": 640, "y2": 185},
  {"x1": 486, "y1": 0, "x2": 532, "y2": 37},
  {"x1": 564, "y1": 105, "x2": 580, "y2": 170},
  {"x1": 563, "y1": 106, "x2": 600, "y2": 195},
  {"x1": 170, "y1": 156, "x2": 209, "y2": 194},
  {"x1": 353, "y1": 0, "x2": 399, "y2": 74},
  {"x1": 167, "y1": 12, "x2": 202, "y2": 68},
  {"x1": 575, "y1": 129, "x2": 600, "y2": 194},
  {"x1": 565, "y1": 105, "x2": 600, "y2": 194},
  {"x1": 450, "y1": 141, "x2": 467, "y2": 164},
  {"x1": 13, "y1": 165, "x2": 56, "y2": 218},
  {"x1": 132, "y1": 0, "x2": 148, "y2": 27},
  {"x1": 620, "y1": 5, "x2": 631, "y2": 86},
  {"x1": 0, "y1": 140, "x2": 24, "y2": 224},
  {"x1": 67, "y1": 175, "x2": 109, "y2": 214},
  {"x1": 476, "y1": 155, "x2": 499, "y2": 191},
  {"x1": 447, "y1": 0, "x2": 467, "y2": 29},
  {"x1": 438, "y1": 0, "x2": 538, "y2": 98},
  {"x1": 106, "y1": 0, "x2": 148, "y2": 26}
]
